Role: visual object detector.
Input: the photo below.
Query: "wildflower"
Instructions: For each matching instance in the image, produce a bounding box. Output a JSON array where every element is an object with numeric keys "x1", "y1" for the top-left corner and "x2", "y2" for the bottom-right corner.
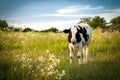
[
  {"x1": 27, "y1": 57, "x2": 32, "y2": 62},
  {"x1": 61, "y1": 70, "x2": 66, "y2": 76},
  {"x1": 46, "y1": 49, "x2": 50, "y2": 53},
  {"x1": 15, "y1": 55, "x2": 19, "y2": 58},
  {"x1": 34, "y1": 74, "x2": 38, "y2": 78},
  {"x1": 28, "y1": 65, "x2": 32, "y2": 69},
  {"x1": 38, "y1": 56, "x2": 45, "y2": 62},
  {"x1": 41, "y1": 69, "x2": 44, "y2": 72},
  {"x1": 21, "y1": 40, "x2": 25, "y2": 43},
  {"x1": 48, "y1": 71, "x2": 53, "y2": 75},
  {"x1": 23, "y1": 53, "x2": 26, "y2": 57},
  {"x1": 36, "y1": 66, "x2": 40, "y2": 70},
  {"x1": 13, "y1": 53, "x2": 66, "y2": 80},
  {"x1": 14, "y1": 67, "x2": 17, "y2": 71},
  {"x1": 32, "y1": 70, "x2": 34, "y2": 73},
  {"x1": 48, "y1": 64, "x2": 54, "y2": 70}
]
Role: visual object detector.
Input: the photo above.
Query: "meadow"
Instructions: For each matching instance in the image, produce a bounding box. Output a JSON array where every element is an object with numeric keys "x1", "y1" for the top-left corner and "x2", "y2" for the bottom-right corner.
[{"x1": 0, "y1": 28, "x2": 120, "y2": 80}]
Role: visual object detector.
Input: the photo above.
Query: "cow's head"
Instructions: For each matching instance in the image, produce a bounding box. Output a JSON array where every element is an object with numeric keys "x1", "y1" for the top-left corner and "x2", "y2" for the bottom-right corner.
[{"x1": 63, "y1": 26, "x2": 83, "y2": 44}]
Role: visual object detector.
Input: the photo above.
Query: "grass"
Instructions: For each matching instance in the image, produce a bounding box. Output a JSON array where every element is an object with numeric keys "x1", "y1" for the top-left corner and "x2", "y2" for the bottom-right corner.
[{"x1": 0, "y1": 28, "x2": 120, "y2": 80}]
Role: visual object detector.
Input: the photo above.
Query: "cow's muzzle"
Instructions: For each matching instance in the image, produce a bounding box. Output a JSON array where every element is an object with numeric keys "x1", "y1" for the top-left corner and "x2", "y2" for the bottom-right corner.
[{"x1": 71, "y1": 38, "x2": 76, "y2": 44}]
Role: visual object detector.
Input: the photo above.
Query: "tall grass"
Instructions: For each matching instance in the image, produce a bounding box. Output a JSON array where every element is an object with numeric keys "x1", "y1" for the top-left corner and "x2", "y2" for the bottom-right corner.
[{"x1": 0, "y1": 29, "x2": 120, "y2": 80}]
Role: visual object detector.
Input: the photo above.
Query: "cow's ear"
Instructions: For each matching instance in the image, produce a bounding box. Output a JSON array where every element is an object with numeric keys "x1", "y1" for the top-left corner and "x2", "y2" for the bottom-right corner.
[{"x1": 63, "y1": 29, "x2": 70, "y2": 33}]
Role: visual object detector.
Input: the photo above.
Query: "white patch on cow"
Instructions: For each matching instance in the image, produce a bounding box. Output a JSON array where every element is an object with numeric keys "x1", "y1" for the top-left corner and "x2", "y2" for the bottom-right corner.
[{"x1": 70, "y1": 26, "x2": 77, "y2": 43}]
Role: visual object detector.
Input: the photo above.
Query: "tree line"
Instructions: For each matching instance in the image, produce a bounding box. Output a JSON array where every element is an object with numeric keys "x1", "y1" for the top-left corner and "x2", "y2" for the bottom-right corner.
[
  {"x1": 79, "y1": 16, "x2": 120, "y2": 32},
  {"x1": 0, "y1": 16, "x2": 120, "y2": 32},
  {"x1": 0, "y1": 21, "x2": 59, "y2": 32}
]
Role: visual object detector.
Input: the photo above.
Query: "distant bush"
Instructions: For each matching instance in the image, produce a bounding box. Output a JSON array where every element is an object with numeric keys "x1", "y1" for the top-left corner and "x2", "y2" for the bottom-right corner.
[
  {"x1": 0, "y1": 20, "x2": 8, "y2": 31},
  {"x1": 40, "y1": 27, "x2": 59, "y2": 33},
  {"x1": 8, "y1": 26, "x2": 23, "y2": 32},
  {"x1": 22, "y1": 28, "x2": 33, "y2": 32}
]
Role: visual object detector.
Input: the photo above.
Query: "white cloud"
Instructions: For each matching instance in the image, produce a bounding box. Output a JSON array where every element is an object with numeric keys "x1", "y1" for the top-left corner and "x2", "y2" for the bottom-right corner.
[
  {"x1": 49, "y1": 8, "x2": 120, "y2": 23},
  {"x1": 57, "y1": 5, "x2": 103, "y2": 14},
  {"x1": 99, "y1": 9, "x2": 120, "y2": 22},
  {"x1": 22, "y1": 20, "x2": 79, "y2": 31},
  {"x1": 57, "y1": 6, "x2": 80, "y2": 14},
  {"x1": 43, "y1": 13, "x2": 93, "y2": 17}
]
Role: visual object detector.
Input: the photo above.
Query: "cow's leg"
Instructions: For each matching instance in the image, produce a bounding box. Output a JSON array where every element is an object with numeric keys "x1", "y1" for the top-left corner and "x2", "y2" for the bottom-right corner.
[
  {"x1": 85, "y1": 46, "x2": 89, "y2": 63},
  {"x1": 77, "y1": 43, "x2": 82, "y2": 64},
  {"x1": 82, "y1": 47, "x2": 86, "y2": 64},
  {"x1": 69, "y1": 44, "x2": 74, "y2": 64}
]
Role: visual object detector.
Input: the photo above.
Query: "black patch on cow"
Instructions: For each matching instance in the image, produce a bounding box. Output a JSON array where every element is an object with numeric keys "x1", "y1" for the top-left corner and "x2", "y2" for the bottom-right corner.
[
  {"x1": 78, "y1": 26, "x2": 89, "y2": 42},
  {"x1": 82, "y1": 27, "x2": 89, "y2": 42},
  {"x1": 76, "y1": 31, "x2": 81, "y2": 43},
  {"x1": 78, "y1": 26, "x2": 83, "y2": 33},
  {"x1": 68, "y1": 30, "x2": 72, "y2": 43},
  {"x1": 63, "y1": 28, "x2": 72, "y2": 43}
]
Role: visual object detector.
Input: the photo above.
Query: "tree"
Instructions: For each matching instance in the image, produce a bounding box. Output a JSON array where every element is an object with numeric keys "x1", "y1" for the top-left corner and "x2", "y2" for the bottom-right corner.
[
  {"x1": 110, "y1": 16, "x2": 120, "y2": 25},
  {"x1": 8, "y1": 26, "x2": 23, "y2": 32},
  {"x1": 14, "y1": 27, "x2": 23, "y2": 32},
  {"x1": 110, "y1": 16, "x2": 120, "y2": 31},
  {"x1": 78, "y1": 17, "x2": 92, "y2": 24},
  {"x1": 0, "y1": 20, "x2": 8, "y2": 31},
  {"x1": 48, "y1": 27, "x2": 59, "y2": 33},
  {"x1": 78, "y1": 16, "x2": 106, "y2": 29},
  {"x1": 89, "y1": 16, "x2": 106, "y2": 29},
  {"x1": 22, "y1": 28, "x2": 33, "y2": 32},
  {"x1": 40, "y1": 27, "x2": 59, "y2": 33}
]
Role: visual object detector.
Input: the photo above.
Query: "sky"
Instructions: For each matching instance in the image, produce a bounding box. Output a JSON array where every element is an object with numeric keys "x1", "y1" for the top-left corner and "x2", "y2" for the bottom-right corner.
[{"x1": 0, "y1": 0, "x2": 120, "y2": 30}]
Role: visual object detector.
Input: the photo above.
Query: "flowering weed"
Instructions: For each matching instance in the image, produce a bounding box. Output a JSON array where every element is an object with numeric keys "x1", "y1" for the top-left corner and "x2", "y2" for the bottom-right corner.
[{"x1": 10, "y1": 53, "x2": 66, "y2": 80}]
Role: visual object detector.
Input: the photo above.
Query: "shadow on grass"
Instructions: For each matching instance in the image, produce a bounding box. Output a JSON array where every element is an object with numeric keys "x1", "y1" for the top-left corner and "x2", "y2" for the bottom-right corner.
[
  {"x1": 66, "y1": 60, "x2": 120, "y2": 80},
  {"x1": 0, "y1": 62, "x2": 10, "y2": 80}
]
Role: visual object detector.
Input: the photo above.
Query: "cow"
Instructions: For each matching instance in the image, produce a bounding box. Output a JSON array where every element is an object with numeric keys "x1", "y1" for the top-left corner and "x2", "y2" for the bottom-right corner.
[{"x1": 63, "y1": 23, "x2": 93, "y2": 64}]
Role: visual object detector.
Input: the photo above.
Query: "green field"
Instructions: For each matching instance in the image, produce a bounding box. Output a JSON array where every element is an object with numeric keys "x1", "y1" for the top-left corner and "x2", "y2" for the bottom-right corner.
[{"x1": 0, "y1": 28, "x2": 120, "y2": 80}]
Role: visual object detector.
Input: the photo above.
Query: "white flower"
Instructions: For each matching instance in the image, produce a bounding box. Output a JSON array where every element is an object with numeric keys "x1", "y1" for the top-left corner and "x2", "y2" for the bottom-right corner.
[
  {"x1": 32, "y1": 70, "x2": 34, "y2": 73},
  {"x1": 41, "y1": 69, "x2": 44, "y2": 72},
  {"x1": 21, "y1": 40, "x2": 24, "y2": 43},
  {"x1": 48, "y1": 71, "x2": 53, "y2": 75},
  {"x1": 62, "y1": 70, "x2": 66, "y2": 76},
  {"x1": 28, "y1": 65, "x2": 32, "y2": 69},
  {"x1": 15, "y1": 55, "x2": 19, "y2": 58},
  {"x1": 48, "y1": 64, "x2": 54, "y2": 70},
  {"x1": 38, "y1": 56, "x2": 45, "y2": 62},
  {"x1": 34, "y1": 74, "x2": 38, "y2": 78},
  {"x1": 14, "y1": 67, "x2": 17, "y2": 71},
  {"x1": 46, "y1": 49, "x2": 50, "y2": 53},
  {"x1": 13, "y1": 53, "x2": 66, "y2": 80}
]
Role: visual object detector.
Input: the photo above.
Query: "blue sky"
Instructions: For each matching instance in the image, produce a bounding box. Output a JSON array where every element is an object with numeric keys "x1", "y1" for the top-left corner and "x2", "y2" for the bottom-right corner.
[{"x1": 0, "y1": 0, "x2": 120, "y2": 30}]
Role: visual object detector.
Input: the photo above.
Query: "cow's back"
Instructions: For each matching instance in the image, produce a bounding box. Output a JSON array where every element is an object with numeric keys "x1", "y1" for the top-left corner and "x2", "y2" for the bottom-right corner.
[{"x1": 77, "y1": 23, "x2": 93, "y2": 44}]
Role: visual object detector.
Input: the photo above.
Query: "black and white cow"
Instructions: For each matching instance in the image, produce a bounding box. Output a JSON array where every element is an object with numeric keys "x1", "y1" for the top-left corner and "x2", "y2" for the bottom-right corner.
[{"x1": 63, "y1": 23, "x2": 92, "y2": 64}]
